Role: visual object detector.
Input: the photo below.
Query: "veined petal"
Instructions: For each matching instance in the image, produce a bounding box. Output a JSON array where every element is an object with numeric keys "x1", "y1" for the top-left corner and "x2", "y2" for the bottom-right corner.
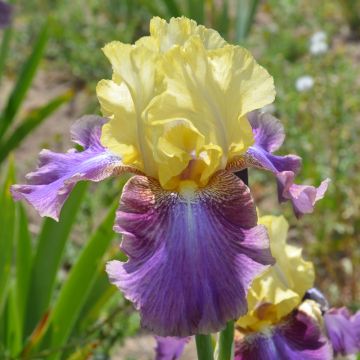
[
  {"x1": 235, "y1": 309, "x2": 332, "y2": 360},
  {"x1": 11, "y1": 116, "x2": 134, "y2": 221},
  {"x1": 324, "y1": 307, "x2": 360, "y2": 356},
  {"x1": 146, "y1": 37, "x2": 274, "y2": 162},
  {"x1": 277, "y1": 172, "x2": 330, "y2": 218},
  {"x1": 227, "y1": 111, "x2": 329, "y2": 217},
  {"x1": 98, "y1": 18, "x2": 275, "y2": 189},
  {"x1": 98, "y1": 42, "x2": 160, "y2": 175},
  {"x1": 155, "y1": 336, "x2": 190, "y2": 360},
  {"x1": 97, "y1": 80, "x2": 141, "y2": 167},
  {"x1": 107, "y1": 170, "x2": 274, "y2": 336}
]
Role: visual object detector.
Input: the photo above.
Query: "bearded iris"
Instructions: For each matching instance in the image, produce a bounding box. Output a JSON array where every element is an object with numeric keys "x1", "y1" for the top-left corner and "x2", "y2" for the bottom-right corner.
[
  {"x1": 234, "y1": 215, "x2": 331, "y2": 359},
  {"x1": 11, "y1": 17, "x2": 328, "y2": 337},
  {"x1": 154, "y1": 215, "x2": 333, "y2": 360}
]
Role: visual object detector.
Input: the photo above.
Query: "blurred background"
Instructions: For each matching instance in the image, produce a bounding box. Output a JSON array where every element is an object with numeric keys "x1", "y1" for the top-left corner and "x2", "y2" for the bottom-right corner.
[{"x1": 0, "y1": 0, "x2": 359, "y2": 359}]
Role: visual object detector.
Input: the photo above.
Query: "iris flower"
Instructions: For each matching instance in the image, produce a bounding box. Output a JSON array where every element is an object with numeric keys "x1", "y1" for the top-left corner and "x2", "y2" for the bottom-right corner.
[
  {"x1": 154, "y1": 215, "x2": 332, "y2": 359},
  {"x1": 234, "y1": 215, "x2": 331, "y2": 359},
  {"x1": 11, "y1": 17, "x2": 327, "y2": 336}
]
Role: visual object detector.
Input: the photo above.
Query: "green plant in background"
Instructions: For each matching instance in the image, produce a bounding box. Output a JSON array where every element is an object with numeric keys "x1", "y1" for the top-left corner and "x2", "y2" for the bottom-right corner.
[
  {"x1": 137, "y1": 0, "x2": 261, "y2": 42},
  {"x1": 0, "y1": 160, "x2": 138, "y2": 359},
  {"x1": 338, "y1": 0, "x2": 360, "y2": 38},
  {"x1": 0, "y1": 18, "x2": 72, "y2": 165},
  {"x1": 14, "y1": 0, "x2": 261, "y2": 85}
]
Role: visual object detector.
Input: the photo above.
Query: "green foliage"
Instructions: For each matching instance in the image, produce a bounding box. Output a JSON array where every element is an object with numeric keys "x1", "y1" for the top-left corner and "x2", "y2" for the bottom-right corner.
[
  {"x1": 195, "y1": 334, "x2": 214, "y2": 360},
  {"x1": 248, "y1": 0, "x2": 360, "y2": 307},
  {"x1": 0, "y1": 20, "x2": 72, "y2": 166},
  {"x1": 338, "y1": 0, "x2": 360, "y2": 38},
  {"x1": 235, "y1": 0, "x2": 260, "y2": 43},
  {"x1": 0, "y1": 162, "x2": 137, "y2": 359},
  {"x1": 218, "y1": 321, "x2": 234, "y2": 360},
  {"x1": 15, "y1": 0, "x2": 261, "y2": 84}
]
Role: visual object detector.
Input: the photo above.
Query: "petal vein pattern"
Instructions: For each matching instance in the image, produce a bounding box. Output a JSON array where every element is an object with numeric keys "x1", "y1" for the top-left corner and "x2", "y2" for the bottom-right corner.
[
  {"x1": 11, "y1": 116, "x2": 129, "y2": 221},
  {"x1": 324, "y1": 307, "x2": 360, "y2": 356},
  {"x1": 107, "y1": 170, "x2": 274, "y2": 336},
  {"x1": 228, "y1": 111, "x2": 330, "y2": 217}
]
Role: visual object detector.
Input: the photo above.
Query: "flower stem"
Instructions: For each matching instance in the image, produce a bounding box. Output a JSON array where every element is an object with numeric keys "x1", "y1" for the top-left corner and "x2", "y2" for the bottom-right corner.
[
  {"x1": 195, "y1": 334, "x2": 214, "y2": 360},
  {"x1": 218, "y1": 320, "x2": 234, "y2": 360}
]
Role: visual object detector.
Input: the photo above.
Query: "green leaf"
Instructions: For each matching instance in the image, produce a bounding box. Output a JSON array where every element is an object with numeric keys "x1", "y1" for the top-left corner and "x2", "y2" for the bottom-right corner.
[
  {"x1": 5, "y1": 285, "x2": 22, "y2": 356},
  {"x1": 162, "y1": 0, "x2": 181, "y2": 17},
  {"x1": 45, "y1": 199, "x2": 119, "y2": 358},
  {"x1": 0, "y1": 90, "x2": 73, "y2": 164},
  {"x1": 14, "y1": 204, "x2": 33, "y2": 343},
  {"x1": 218, "y1": 320, "x2": 234, "y2": 360},
  {"x1": 0, "y1": 26, "x2": 13, "y2": 85},
  {"x1": 187, "y1": 0, "x2": 205, "y2": 24},
  {"x1": 235, "y1": 0, "x2": 260, "y2": 44},
  {"x1": 195, "y1": 334, "x2": 214, "y2": 360},
  {"x1": 73, "y1": 256, "x2": 117, "y2": 332},
  {"x1": 137, "y1": 0, "x2": 166, "y2": 18},
  {"x1": 216, "y1": 0, "x2": 230, "y2": 39},
  {"x1": 0, "y1": 20, "x2": 49, "y2": 140},
  {"x1": 25, "y1": 182, "x2": 88, "y2": 338},
  {"x1": 0, "y1": 159, "x2": 16, "y2": 316}
]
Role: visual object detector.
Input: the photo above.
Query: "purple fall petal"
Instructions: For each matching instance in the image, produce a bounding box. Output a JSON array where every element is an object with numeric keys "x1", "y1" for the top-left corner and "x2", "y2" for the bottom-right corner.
[
  {"x1": 0, "y1": 1, "x2": 12, "y2": 29},
  {"x1": 155, "y1": 336, "x2": 190, "y2": 360},
  {"x1": 227, "y1": 111, "x2": 329, "y2": 217},
  {"x1": 324, "y1": 307, "x2": 360, "y2": 356},
  {"x1": 11, "y1": 115, "x2": 128, "y2": 221},
  {"x1": 107, "y1": 170, "x2": 274, "y2": 336},
  {"x1": 235, "y1": 310, "x2": 331, "y2": 360},
  {"x1": 277, "y1": 172, "x2": 330, "y2": 218}
]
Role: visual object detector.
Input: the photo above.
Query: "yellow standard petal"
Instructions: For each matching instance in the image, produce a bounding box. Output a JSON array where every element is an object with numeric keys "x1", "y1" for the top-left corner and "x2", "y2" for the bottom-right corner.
[
  {"x1": 97, "y1": 42, "x2": 160, "y2": 176},
  {"x1": 149, "y1": 16, "x2": 227, "y2": 52},
  {"x1": 98, "y1": 17, "x2": 276, "y2": 191},
  {"x1": 146, "y1": 36, "x2": 275, "y2": 186},
  {"x1": 236, "y1": 215, "x2": 315, "y2": 332}
]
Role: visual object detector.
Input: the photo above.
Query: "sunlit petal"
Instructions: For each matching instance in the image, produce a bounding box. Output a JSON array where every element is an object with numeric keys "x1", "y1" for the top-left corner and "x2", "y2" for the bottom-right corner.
[
  {"x1": 107, "y1": 171, "x2": 274, "y2": 336},
  {"x1": 11, "y1": 116, "x2": 132, "y2": 220}
]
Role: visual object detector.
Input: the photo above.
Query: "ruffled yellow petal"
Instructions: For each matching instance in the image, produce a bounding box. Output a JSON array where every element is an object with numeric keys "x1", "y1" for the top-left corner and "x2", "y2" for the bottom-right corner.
[
  {"x1": 98, "y1": 17, "x2": 276, "y2": 190},
  {"x1": 98, "y1": 42, "x2": 160, "y2": 175},
  {"x1": 236, "y1": 215, "x2": 315, "y2": 331},
  {"x1": 151, "y1": 119, "x2": 223, "y2": 189},
  {"x1": 147, "y1": 37, "x2": 274, "y2": 160},
  {"x1": 97, "y1": 80, "x2": 140, "y2": 165},
  {"x1": 149, "y1": 16, "x2": 227, "y2": 52}
]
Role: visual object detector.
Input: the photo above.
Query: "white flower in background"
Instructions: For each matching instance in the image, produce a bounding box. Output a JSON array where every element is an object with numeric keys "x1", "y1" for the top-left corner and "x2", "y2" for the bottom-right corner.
[
  {"x1": 309, "y1": 31, "x2": 328, "y2": 55},
  {"x1": 311, "y1": 31, "x2": 327, "y2": 44},
  {"x1": 310, "y1": 41, "x2": 328, "y2": 55},
  {"x1": 295, "y1": 75, "x2": 314, "y2": 92}
]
